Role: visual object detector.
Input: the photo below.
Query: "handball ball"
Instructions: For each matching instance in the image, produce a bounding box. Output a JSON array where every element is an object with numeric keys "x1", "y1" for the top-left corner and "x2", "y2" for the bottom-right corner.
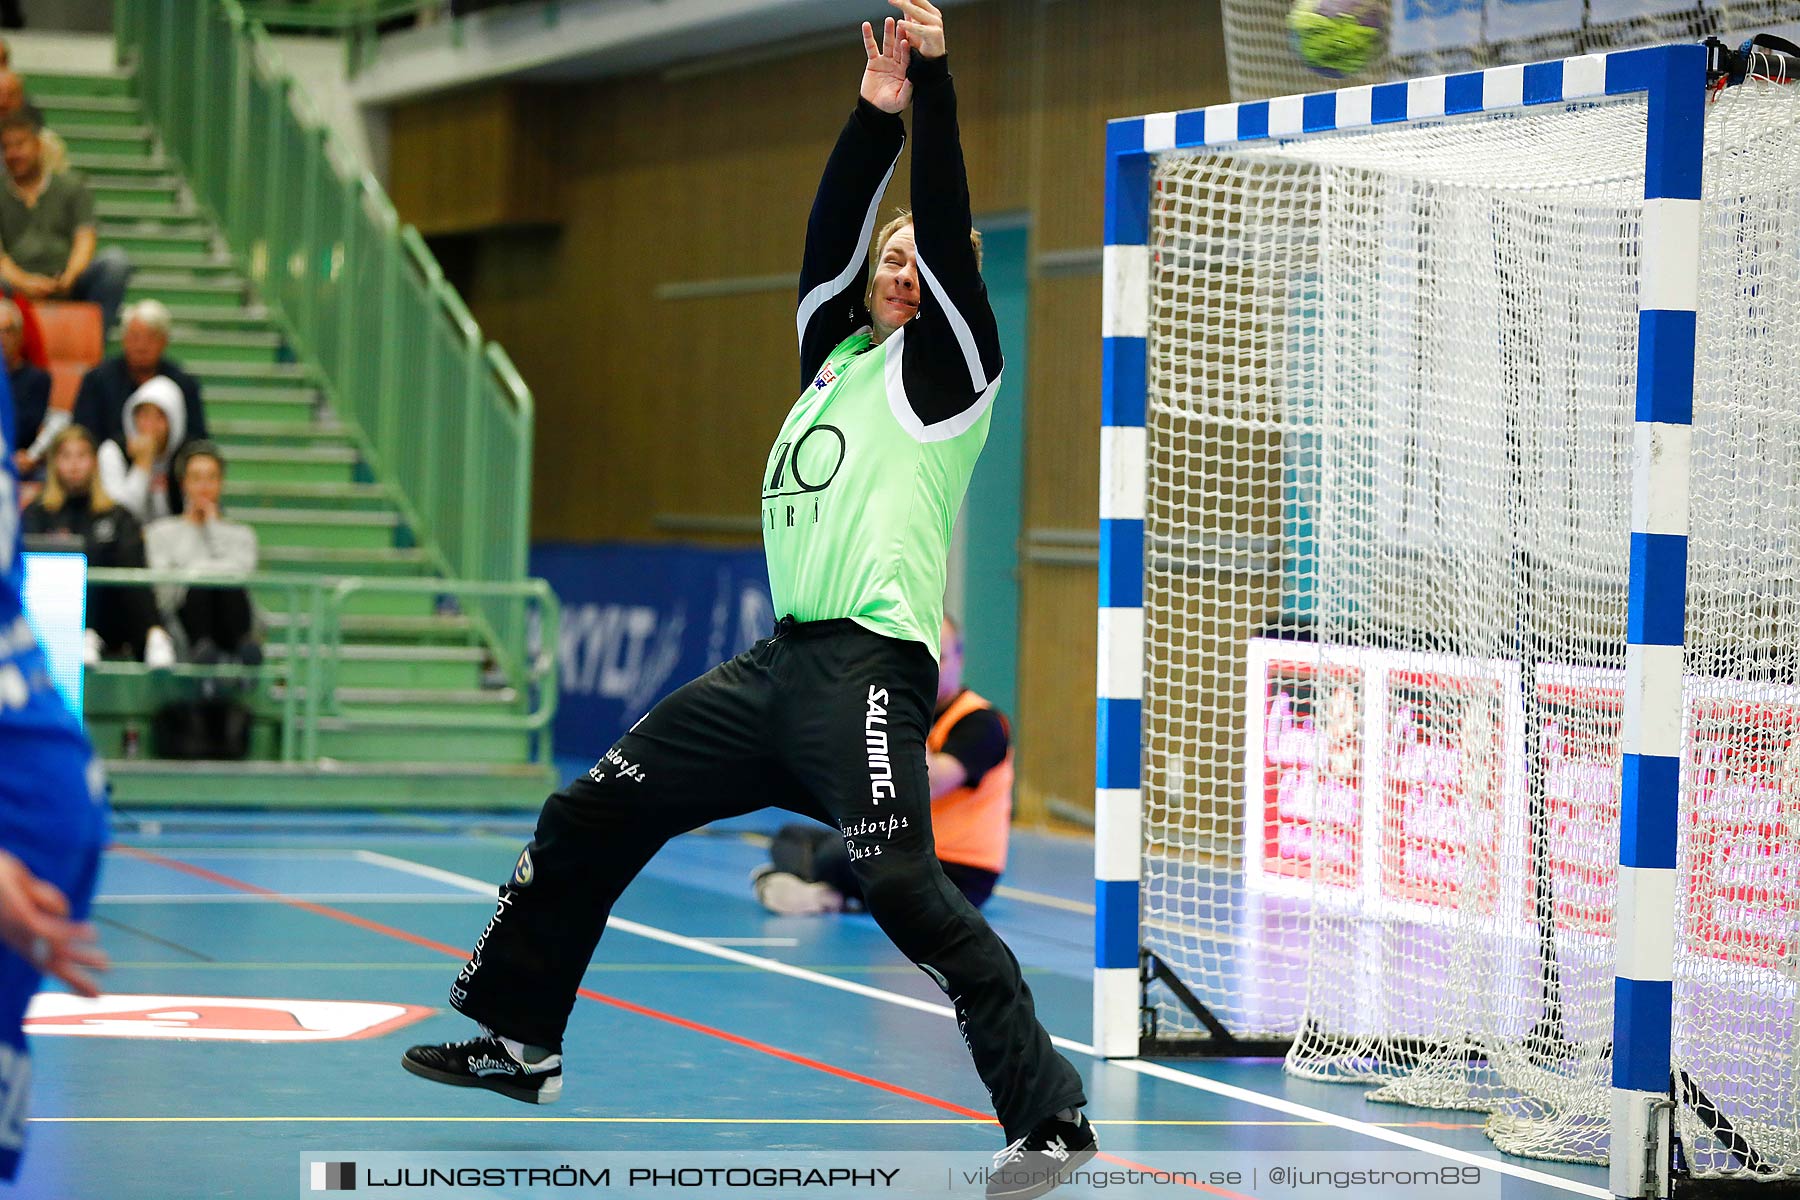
[{"x1": 1288, "y1": 0, "x2": 1386, "y2": 79}]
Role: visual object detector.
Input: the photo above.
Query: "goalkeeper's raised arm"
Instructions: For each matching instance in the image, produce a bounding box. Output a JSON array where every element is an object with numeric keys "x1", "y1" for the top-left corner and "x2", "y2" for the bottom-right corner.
[
  {"x1": 795, "y1": 15, "x2": 909, "y2": 389},
  {"x1": 887, "y1": 0, "x2": 1003, "y2": 430},
  {"x1": 796, "y1": 1, "x2": 1001, "y2": 433}
]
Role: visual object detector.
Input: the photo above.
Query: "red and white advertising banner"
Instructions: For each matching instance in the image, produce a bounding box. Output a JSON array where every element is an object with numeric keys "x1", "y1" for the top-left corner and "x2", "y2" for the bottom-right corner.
[
  {"x1": 1243, "y1": 640, "x2": 1526, "y2": 918},
  {"x1": 1245, "y1": 642, "x2": 1798, "y2": 969},
  {"x1": 1684, "y1": 691, "x2": 1800, "y2": 971},
  {"x1": 1535, "y1": 666, "x2": 1624, "y2": 940},
  {"x1": 1378, "y1": 659, "x2": 1525, "y2": 916},
  {"x1": 1243, "y1": 640, "x2": 1368, "y2": 896}
]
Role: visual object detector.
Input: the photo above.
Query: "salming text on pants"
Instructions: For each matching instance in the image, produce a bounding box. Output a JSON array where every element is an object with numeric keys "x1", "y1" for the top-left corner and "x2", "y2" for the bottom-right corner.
[{"x1": 449, "y1": 618, "x2": 1086, "y2": 1140}]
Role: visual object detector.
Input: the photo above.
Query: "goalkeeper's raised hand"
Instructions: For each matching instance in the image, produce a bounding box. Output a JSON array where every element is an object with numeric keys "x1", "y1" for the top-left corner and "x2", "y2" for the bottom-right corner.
[
  {"x1": 890, "y1": 0, "x2": 946, "y2": 59},
  {"x1": 860, "y1": 17, "x2": 912, "y2": 114}
]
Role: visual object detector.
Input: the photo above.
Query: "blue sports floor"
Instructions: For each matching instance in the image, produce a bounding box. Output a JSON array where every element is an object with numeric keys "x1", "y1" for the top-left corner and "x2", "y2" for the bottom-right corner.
[{"x1": 13, "y1": 806, "x2": 1613, "y2": 1199}]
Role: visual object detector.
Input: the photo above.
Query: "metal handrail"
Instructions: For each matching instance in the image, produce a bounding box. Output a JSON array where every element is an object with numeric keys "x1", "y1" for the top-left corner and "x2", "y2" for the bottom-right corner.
[{"x1": 84, "y1": 567, "x2": 557, "y2": 764}]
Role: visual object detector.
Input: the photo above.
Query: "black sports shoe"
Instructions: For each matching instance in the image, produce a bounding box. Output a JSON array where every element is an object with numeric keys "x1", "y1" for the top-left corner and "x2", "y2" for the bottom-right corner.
[
  {"x1": 401, "y1": 1035, "x2": 563, "y2": 1105},
  {"x1": 985, "y1": 1109, "x2": 1097, "y2": 1199}
]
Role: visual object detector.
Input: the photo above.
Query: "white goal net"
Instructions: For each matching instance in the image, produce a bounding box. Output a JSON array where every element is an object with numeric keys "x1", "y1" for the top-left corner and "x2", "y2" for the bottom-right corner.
[{"x1": 1141, "y1": 76, "x2": 1800, "y2": 1174}]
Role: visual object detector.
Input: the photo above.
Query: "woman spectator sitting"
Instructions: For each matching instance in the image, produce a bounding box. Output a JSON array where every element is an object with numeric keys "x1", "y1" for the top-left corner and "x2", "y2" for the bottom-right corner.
[
  {"x1": 96, "y1": 375, "x2": 187, "y2": 523},
  {"x1": 20, "y1": 424, "x2": 176, "y2": 670},
  {"x1": 145, "y1": 441, "x2": 261, "y2": 665}
]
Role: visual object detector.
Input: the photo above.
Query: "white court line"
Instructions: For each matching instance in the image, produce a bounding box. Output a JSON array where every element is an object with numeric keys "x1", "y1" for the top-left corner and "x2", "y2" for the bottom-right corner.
[
  {"x1": 696, "y1": 938, "x2": 800, "y2": 947},
  {"x1": 356, "y1": 850, "x2": 1606, "y2": 1198},
  {"x1": 110, "y1": 847, "x2": 367, "y2": 858},
  {"x1": 354, "y1": 850, "x2": 494, "y2": 892},
  {"x1": 993, "y1": 885, "x2": 1094, "y2": 915}
]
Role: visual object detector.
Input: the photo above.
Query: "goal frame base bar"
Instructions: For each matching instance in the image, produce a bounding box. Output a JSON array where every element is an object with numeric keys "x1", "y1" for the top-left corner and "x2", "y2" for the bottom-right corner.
[
  {"x1": 1670, "y1": 1179, "x2": 1800, "y2": 1197},
  {"x1": 1138, "y1": 1037, "x2": 1293, "y2": 1059}
]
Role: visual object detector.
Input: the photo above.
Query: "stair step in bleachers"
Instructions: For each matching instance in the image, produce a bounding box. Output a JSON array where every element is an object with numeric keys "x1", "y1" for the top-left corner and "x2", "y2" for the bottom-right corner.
[
  {"x1": 229, "y1": 482, "x2": 392, "y2": 511},
  {"x1": 190, "y1": 360, "x2": 315, "y2": 385},
  {"x1": 99, "y1": 760, "x2": 555, "y2": 808},
  {"x1": 231, "y1": 507, "x2": 400, "y2": 552},
  {"x1": 225, "y1": 444, "x2": 357, "y2": 486},
  {"x1": 95, "y1": 644, "x2": 487, "y2": 692},
  {"x1": 250, "y1": 583, "x2": 440, "y2": 620},
  {"x1": 167, "y1": 305, "x2": 275, "y2": 329},
  {"x1": 259, "y1": 545, "x2": 433, "y2": 575},
  {"x1": 125, "y1": 250, "x2": 237, "y2": 273},
  {"x1": 93, "y1": 184, "x2": 185, "y2": 214},
  {"x1": 60, "y1": 126, "x2": 155, "y2": 156},
  {"x1": 99, "y1": 199, "x2": 200, "y2": 223},
  {"x1": 128, "y1": 271, "x2": 243, "y2": 307},
  {"x1": 29, "y1": 70, "x2": 132, "y2": 97},
  {"x1": 97, "y1": 222, "x2": 216, "y2": 255},
  {"x1": 211, "y1": 418, "x2": 350, "y2": 444},
  {"x1": 205, "y1": 389, "x2": 319, "y2": 423},
  {"x1": 336, "y1": 645, "x2": 489, "y2": 691},
  {"x1": 314, "y1": 722, "x2": 535, "y2": 765},
  {"x1": 112, "y1": 241, "x2": 226, "y2": 268},
  {"x1": 263, "y1": 611, "x2": 478, "y2": 644},
  {"x1": 70, "y1": 151, "x2": 174, "y2": 175},
  {"x1": 121, "y1": 331, "x2": 282, "y2": 364},
  {"x1": 272, "y1": 685, "x2": 518, "y2": 710},
  {"x1": 36, "y1": 95, "x2": 139, "y2": 120}
]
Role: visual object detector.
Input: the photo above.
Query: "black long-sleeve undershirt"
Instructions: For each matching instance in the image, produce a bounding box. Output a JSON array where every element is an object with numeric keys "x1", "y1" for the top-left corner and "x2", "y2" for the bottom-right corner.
[{"x1": 795, "y1": 56, "x2": 1003, "y2": 432}]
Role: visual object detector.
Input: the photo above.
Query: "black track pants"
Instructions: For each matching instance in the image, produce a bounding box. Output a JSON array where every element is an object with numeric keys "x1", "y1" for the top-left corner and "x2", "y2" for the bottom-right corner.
[{"x1": 448, "y1": 618, "x2": 1087, "y2": 1140}]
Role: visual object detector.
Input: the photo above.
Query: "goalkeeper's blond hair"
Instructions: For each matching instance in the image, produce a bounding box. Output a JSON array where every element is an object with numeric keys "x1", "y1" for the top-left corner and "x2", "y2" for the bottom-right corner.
[{"x1": 868, "y1": 209, "x2": 985, "y2": 277}]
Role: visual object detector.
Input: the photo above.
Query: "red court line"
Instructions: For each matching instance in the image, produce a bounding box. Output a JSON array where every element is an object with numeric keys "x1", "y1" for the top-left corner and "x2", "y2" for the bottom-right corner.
[{"x1": 117, "y1": 846, "x2": 1247, "y2": 1197}]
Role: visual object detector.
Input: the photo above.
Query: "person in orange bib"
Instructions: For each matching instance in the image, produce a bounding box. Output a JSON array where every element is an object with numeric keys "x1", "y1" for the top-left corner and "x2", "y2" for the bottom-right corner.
[{"x1": 753, "y1": 615, "x2": 1011, "y2": 915}]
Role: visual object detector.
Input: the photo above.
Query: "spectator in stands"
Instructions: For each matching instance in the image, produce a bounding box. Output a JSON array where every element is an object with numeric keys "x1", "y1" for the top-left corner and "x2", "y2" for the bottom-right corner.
[
  {"x1": 2, "y1": 296, "x2": 51, "y2": 476},
  {"x1": 21, "y1": 424, "x2": 175, "y2": 669},
  {"x1": 145, "y1": 441, "x2": 260, "y2": 665},
  {"x1": 0, "y1": 113, "x2": 126, "y2": 333},
  {"x1": 751, "y1": 617, "x2": 1013, "y2": 915},
  {"x1": 73, "y1": 299, "x2": 204, "y2": 464},
  {"x1": 96, "y1": 374, "x2": 188, "y2": 523},
  {"x1": 0, "y1": 73, "x2": 66, "y2": 175}
]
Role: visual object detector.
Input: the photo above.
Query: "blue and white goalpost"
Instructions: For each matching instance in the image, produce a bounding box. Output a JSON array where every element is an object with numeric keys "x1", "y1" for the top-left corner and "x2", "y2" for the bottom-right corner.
[{"x1": 1096, "y1": 38, "x2": 1800, "y2": 1197}]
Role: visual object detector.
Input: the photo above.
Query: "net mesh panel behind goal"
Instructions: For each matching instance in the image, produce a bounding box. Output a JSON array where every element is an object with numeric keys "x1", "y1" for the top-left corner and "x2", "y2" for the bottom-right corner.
[{"x1": 1142, "y1": 79, "x2": 1800, "y2": 1173}]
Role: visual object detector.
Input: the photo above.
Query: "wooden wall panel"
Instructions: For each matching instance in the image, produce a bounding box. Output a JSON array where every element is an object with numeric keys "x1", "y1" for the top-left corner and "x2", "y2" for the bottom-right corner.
[{"x1": 389, "y1": 86, "x2": 563, "y2": 234}]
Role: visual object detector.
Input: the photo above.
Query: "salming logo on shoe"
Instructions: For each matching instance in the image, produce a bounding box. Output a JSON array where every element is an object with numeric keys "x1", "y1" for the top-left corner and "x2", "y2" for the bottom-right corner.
[
  {"x1": 865, "y1": 686, "x2": 895, "y2": 804},
  {"x1": 468, "y1": 1056, "x2": 520, "y2": 1077},
  {"x1": 1043, "y1": 1137, "x2": 1070, "y2": 1163}
]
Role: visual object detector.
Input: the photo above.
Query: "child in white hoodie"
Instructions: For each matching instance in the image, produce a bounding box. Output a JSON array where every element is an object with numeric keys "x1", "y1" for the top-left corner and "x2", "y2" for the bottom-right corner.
[{"x1": 96, "y1": 375, "x2": 187, "y2": 524}]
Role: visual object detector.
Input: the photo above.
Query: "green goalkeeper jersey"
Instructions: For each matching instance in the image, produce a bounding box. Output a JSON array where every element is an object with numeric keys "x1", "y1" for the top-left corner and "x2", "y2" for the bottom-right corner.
[
  {"x1": 763, "y1": 329, "x2": 994, "y2": 660},
  {"x1": 770, "y1": 58, "x2": 1002, "y2": 663}
]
